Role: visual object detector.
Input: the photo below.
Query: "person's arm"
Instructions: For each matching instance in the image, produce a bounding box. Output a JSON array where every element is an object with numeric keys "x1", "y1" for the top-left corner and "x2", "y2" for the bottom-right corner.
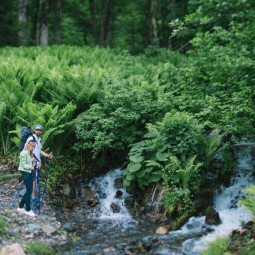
[
  {"x1": 20, "y1": 152, "x2": 34, "y2": 171},
  {"x1": 40, "y1": 150, "x2": 53, "y2": 159}
]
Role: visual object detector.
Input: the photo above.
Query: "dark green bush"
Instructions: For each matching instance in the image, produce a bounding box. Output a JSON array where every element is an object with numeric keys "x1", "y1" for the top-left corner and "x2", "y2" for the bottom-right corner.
[
  {"x1": 124, "y1": 111, "x2": 205, "y2": 188},
  {"x1": 74, "y1": 85, "x2": 159, "y2": 167}
]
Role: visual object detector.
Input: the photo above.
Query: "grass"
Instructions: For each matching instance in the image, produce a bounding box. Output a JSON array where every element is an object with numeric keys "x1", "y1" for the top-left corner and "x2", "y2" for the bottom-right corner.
[
  {"x1": 200, "y1": 237, "x2": 230, "y2": 255},
  {"x1": 0, "y1": 173, "x2": 21, "y2": 182},
  {"x1": 0, "y1": 217, "x2": 5, "y2": 235},
  {"x1": 25, "y1": 242, "x2": 56, "y2": 255}
]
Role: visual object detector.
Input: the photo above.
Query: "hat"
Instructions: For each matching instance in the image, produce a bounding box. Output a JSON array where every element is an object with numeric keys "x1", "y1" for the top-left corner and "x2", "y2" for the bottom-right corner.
[{"x1": 35, "y1": 124, "x2": 43, "y2": 130}]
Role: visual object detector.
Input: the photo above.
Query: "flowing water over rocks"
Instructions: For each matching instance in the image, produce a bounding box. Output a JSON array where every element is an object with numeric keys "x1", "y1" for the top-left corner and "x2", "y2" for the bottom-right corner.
[
  {"x1": 0, "y1": 142, "x2": 254, "y2": 255},
  {"x1": 54, "y1": 142, "x2": 255, "y2": 255}
]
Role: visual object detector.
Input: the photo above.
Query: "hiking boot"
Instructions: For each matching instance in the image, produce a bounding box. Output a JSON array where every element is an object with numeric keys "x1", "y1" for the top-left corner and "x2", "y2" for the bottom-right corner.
[
  {"x1": 24, "y1": 210, "x2": 36, "y2": 217},
  {"x1": 17, "y1": 207, "x2": 26, "y2": 214}
]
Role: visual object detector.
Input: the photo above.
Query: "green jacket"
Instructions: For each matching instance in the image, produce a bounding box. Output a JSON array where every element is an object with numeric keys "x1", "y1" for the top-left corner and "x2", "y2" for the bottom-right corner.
[{"x1": 18, "y1": 150, "x2": 32, "y2": 173}]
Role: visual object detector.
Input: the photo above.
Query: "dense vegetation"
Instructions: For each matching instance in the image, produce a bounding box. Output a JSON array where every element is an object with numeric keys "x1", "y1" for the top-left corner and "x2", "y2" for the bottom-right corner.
[{"x1": 0, "y1": 2, "x2": 255, "y2": 250}]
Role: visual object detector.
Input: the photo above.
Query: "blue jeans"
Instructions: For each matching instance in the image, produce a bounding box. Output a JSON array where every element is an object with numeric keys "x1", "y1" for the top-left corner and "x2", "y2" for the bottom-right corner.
[{"x1": 19, "y1": 171, "x2": 33, "y2": 211}]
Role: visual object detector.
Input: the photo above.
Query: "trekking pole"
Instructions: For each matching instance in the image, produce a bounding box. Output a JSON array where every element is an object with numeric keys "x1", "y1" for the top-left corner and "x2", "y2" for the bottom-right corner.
[
  {"x1": 33, "y1": 169, "x2": 41, "y2": 215},
  {"x1": 41, "y1": 159, "x2": 51, "y2": 206},
  {"x1": 10, "y1": 180, "x2": 24, "y2": 209},
  {"x1": 33, "y1": 170, "x2": 37, "y2": 214}
]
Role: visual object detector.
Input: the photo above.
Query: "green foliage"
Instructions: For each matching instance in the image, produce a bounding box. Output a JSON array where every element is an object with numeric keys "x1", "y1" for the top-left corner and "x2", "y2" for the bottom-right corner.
[
  {"x1": 11, "y1": 102, "x2": 76, "y2": 156},
  {"x1": 0, "y1": 173, "x2": 20, "y2": 182},
  {"x1": 168, "y1": 0, "x2": 255, "y2": 140},
  {"x1": 74, "y1": 85, "x2": 158, "y2": 165},
  {"x1": 219, "y1": 149, "x2": 235, "y2": 179},
  {"x1": 161, "y1": 187, "x2": 193, "y2": 215},
  {"x1": 0, "y1": 35, "x2": 254, "y2": 200},
  {"x1": 124, "y1": 111, "x2": 205, "y2": 188},
  {"x1": 203, "y1": 130, "x2": 228, "y2": 169},
  {"x1": 162, "y1": 155, "x2": 202, "y2": 190},
  {"x1": 0, "y1": 217, "x2": 6, "y2": 236},
  {"x1": 46, "y1": 156, "x2": 80, "y2": 197},
  {"x1": 160, "y1": 155, "x2": 202, "y2": 215},
  {"x1": 25, "y1": 242, "x2": 56, "y2": 255},
  {"x1": 200, "y1": 237, "x2": 230, "y2": 255},
  {"x1": 240, "y1": 185, "x2": 255, "y2": 215}
]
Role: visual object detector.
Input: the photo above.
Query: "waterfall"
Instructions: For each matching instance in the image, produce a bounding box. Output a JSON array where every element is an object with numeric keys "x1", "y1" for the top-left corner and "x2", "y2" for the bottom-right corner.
[
  {"x1": 77, "y1": 142, "x2": 254, "y2": 255},
  {"x1": 88, "y1": 168, "x2": 133, "y2": 222},
  {"x1": 181, "y1": 142, "x2": 255, "y2": 254}
]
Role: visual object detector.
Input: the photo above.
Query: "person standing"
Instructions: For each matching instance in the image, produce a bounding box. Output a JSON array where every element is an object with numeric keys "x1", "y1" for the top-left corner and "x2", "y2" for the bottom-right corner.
[
  {"x1": 17, "y1": 140, "x2": 37, "y2": 217},
  {"x1": 26, "y1": 124, "x2": 53, "y2": 199}
]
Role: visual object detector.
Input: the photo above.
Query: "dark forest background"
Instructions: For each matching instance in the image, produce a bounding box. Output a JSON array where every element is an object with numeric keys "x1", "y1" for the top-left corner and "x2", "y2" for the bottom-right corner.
[{"x1": 1, "y1": 0, "x2": 200, "y2": 53}]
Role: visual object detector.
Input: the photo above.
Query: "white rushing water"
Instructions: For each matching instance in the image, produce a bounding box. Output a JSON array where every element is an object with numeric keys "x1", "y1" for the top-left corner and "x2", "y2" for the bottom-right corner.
[
  {"x1": 88, "y1": 168, "x2": 133, "y2": 221},
  {"x1": 86, "y1": 142, "x2": 254, "y2": 254},
  {"x1": 182, "y1": 142, "x2": 255, "y2": 254}
]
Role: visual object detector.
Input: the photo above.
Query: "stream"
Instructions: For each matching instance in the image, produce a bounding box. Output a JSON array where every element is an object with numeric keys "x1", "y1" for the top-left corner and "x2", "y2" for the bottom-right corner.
[{"x1": 56, "y1": 142, "x2": 255, "y2": 255}]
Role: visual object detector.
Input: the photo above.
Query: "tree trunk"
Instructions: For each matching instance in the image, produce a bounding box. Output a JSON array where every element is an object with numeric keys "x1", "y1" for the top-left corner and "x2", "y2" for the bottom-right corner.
[
  {"x1": 105, "y1": 0, "x2": 112, "y2": 45},
  {"x1": 89, "y1": 0, "x2": 98, "y2": 45},
  {"x1": 150, "y1": 0, "x2": 158, "y2": 42},
  {"x1": 40, "y1": 0, "x2": 49, "y2": 46},
  {"x1": 18, "y1": 0, "x2": 29, "y2": 45},
  {"x1": 100, "y1": 0, "x2": 113, "y2": 46},
  {"x1": 35, "y1": 0, "x2": 41, "y2": 45},
  {"x1": 100, "y1": 0, "x2": 107, "y2": 45},
  {"x1": 168, "y1": 0, "x2": 176, "y2": 48},
  {"x1": 55, "y1": 0, "x2": 62, "y2": 44}
]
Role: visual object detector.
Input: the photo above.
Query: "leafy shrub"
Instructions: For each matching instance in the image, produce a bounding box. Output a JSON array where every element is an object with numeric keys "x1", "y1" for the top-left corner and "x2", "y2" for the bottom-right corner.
[
  {"x1": 124, "y1": 111, "x2": 205, "y2": 188},
  {"x1": 162, "y1": 155, "x2": 202, "y2": 191},
  {"x1": 240, "y1": 185, "x2": 255, "y2": 215},
  {"x1": 47, "y1": 156, "x2": 80, "y2": 198},
  {"x1": 74, "y1": 86, "x2": 158, "y2": 166},
  {"x1": 161, "y1": 187, "x2": 193, "y2": 215}
]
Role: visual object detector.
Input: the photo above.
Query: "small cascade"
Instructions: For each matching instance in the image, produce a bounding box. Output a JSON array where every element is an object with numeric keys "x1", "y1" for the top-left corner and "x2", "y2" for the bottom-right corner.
[
  {"x1": 88, "y1": 168, "x2": 133, "y2": 222},
  {"x1": 181, "y1": 142, "x2": 255, "y2": 254},
  {"x1": 56, "y1": 142, "x2": 254, "y2": 255}
]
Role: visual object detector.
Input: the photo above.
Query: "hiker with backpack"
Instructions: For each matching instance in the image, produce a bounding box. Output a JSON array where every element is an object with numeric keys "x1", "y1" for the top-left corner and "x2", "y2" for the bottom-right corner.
[
  {"x1": 25, "y1": 124, "x2": 53, "y2": 201},
  {"x1": 17, "y1": 140, "x2": 37, "y2": 217}
]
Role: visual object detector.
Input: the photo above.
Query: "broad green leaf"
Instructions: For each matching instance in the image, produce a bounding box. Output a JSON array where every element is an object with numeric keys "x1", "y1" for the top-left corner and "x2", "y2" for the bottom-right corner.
[
  {"x1": 156, "y1": 152, "x2": 170, "y2": 161},
  {"x1": 126, "y1": 162, "x2": 142, "y2": 173},
  {"x1": 129, "y1": 155, "x2": 144, "y2": 163}
]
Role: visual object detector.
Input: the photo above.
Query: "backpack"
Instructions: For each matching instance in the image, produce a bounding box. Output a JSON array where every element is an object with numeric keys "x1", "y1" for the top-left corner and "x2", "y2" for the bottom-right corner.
[{"x1": 18, "y1": 126, "x2": 36, "y2": 152}]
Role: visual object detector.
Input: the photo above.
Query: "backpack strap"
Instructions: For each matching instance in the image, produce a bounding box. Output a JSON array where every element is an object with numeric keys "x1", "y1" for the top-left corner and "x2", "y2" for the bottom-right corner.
[
  {"x1": 33, "y1": 153, "x2": 40, "y2": 162},
  {"x1": 32, "y1": 134, "x2": 37, "y2": 143}
]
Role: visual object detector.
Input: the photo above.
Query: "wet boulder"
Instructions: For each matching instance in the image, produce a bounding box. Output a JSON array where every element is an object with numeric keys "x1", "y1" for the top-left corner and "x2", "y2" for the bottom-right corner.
[
  {"x1": 110, "y1": 203, "x2": 121, "y2": 213},
  {"x1": 115, "y1": 190, "x2": 123, "y2": 198},
  {"x1": 205, "y1": 206, "x2": 222, "y2": 225},
  {"x1": 87, "y1": 197, "x2": 99, "y2": 207},
  {"x1": 114, "y1": 178, "x2": 123, "y2": 189},
  {"x1": 124, "y1": 197, "x2": 135, "y2": 208},
  {"x1": 63, "y1": 222, "x2": 76, "y2": 232}
]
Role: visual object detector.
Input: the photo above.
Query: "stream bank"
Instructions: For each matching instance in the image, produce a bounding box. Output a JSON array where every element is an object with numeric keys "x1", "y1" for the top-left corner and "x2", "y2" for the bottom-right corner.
[{"x1": 0, "y1": 141, "x2": 254, "y2": 255}]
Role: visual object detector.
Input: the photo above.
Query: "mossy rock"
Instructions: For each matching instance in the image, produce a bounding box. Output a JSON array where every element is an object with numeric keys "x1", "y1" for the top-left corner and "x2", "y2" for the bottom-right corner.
[
  {"x1": 205, "y1": 206, "x2": 222, "y2": 225},
  {"x1": 171, "y1": 209, "x2": 195, "y2": 230}
]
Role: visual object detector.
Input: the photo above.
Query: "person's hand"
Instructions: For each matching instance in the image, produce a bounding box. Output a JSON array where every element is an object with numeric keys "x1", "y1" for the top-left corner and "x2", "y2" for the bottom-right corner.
[
  {"x1": 48, "y1": 152, "x2": 53, "y2": 159},
  {"x1": 37, "y1": 163, "x2": 42, "y2": 170}
]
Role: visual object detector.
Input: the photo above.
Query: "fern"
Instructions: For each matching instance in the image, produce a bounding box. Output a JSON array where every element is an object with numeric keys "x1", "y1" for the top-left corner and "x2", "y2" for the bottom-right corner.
[{"x1": 240, "y1": 185, "x2": 255, "y2": 215}]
